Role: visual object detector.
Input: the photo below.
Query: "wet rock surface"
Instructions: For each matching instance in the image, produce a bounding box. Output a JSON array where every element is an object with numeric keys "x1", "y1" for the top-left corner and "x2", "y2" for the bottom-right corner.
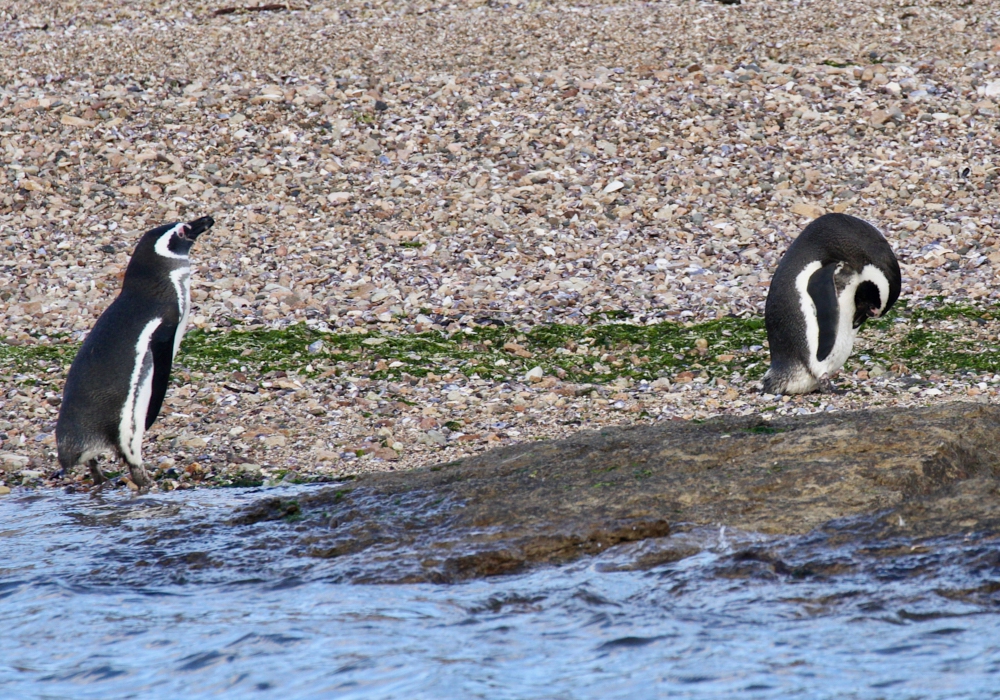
[{"x1": 217, "y1": 401, "x2": 1000, "y2": 581}]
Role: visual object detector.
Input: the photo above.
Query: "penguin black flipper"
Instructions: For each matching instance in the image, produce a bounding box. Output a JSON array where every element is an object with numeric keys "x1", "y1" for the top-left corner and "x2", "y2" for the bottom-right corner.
[
  {"x1": 805, "y1": 262, "x2": 841, "y2": 363},
  {"x1": 145, "y1": 322, "x2": 178, "y2": 430}
]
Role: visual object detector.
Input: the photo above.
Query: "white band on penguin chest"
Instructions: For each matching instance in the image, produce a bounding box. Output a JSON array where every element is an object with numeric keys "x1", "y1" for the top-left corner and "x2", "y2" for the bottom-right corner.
[
  {"x1": 794, "y1": 261, "x2": 824, "y2": 370},
  {"x1": 119, "y1": 317, "x2": 162, "y2": 466},
  {"x1": 794, "y1": 261, "x2": 863, "y2": 379},
  {"x1": 170, "y1": 266, "x2": 192, "y2": 358},
  {"x1": 154, "y1": 226, "x2": 193, "y2": 357}
]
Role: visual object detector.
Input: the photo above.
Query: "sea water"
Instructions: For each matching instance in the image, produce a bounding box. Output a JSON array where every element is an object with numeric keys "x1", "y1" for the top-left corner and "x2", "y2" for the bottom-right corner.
[{"x1": 2, "y1": 487, "x2": 998, "y2": 699}]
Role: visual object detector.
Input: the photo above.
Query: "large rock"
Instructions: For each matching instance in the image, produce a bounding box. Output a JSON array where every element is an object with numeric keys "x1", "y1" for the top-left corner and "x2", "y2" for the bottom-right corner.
[{"x1": 233, "y1": 403, "x2": 1000, "y2": 582}]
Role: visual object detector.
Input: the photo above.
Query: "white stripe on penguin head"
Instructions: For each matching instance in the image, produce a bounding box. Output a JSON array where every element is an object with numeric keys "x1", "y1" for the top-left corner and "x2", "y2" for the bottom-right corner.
[
  {"x1": 859, "y1": 264, "x2": 891, "y2": 315},
  {"x1": 154, "y1": 223, "x2": 189, "y2": 260}
]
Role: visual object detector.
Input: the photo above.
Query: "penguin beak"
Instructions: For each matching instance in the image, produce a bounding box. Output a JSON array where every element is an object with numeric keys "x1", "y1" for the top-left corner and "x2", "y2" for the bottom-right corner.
[{"x1": 183, "y1": 216, "x2": 216, "y2": 240}]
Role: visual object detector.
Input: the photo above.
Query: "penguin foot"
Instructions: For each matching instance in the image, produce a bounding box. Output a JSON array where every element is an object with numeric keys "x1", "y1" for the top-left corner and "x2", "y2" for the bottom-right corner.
[
  {"x1": 816, "y1": 375, "x2": 835, "y2": 393},
  {"x1": 88, "y1": 459, "x2": 108, "y2": 485},
  {"x1": 128, "y1": 465, "x2": 153, "y2": 493}
]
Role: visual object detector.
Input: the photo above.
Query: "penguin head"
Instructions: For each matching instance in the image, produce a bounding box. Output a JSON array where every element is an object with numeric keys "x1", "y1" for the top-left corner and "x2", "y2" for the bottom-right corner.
[
  {"x1": 852, "y1": 264, "x2": 895, "y2": 328},
  {"x1": 121, "y1": 216, "x2": 215, "y2": 290},
  {"x1": 146, "y1": 215, "x2": 215, "y2": 260},
  {"x1": 853, "y1": 281, "x2": 883, "y2": 328}
]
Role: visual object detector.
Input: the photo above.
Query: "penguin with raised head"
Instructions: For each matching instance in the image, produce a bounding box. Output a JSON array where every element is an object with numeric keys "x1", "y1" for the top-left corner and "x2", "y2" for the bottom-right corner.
[
  {"x1": 762, "y1": 213, "x2": 900, "y2": 394},
  {"x1": 56, "y1": 216, "x2": 215, "y2": 488}
]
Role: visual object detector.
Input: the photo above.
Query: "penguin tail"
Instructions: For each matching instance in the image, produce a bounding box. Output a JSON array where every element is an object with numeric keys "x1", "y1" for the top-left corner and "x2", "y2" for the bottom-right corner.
[
  {"x1": 762, "y1": 363, "x2": 820, "y2": 394},
  {"x1": 56, "y1": 422, "x2": 112, "y2": 475},
  {"x1": 760, "y1": 362, "x2": 798, "y2": 394},
  {"x1": 760, "y1": 370, "x2": 782, "y2": 395},
  {"x1": 56, "y1": 437, "x2": 81, "y2": 474}
]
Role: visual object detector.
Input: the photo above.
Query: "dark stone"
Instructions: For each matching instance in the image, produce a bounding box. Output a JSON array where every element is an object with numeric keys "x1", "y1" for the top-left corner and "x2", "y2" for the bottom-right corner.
[{"x1": 230, "y1": 497, "x2": 301, "y2": 524}]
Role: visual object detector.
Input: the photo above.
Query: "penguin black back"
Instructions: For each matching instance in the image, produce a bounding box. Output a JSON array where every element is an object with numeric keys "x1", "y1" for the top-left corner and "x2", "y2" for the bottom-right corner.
[
  {"x1": 56, "y1": 216, "x2": 215, "y2": 488},
  {"x1": 762, "y1": 214, "x2": 900, "y2": 394}
]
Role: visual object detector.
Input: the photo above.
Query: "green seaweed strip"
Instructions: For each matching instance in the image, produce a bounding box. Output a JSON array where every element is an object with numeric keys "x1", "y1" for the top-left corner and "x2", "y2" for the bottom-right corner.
[{"x1": 4, "y1": 298, "x2": 1000, "y2": 389}]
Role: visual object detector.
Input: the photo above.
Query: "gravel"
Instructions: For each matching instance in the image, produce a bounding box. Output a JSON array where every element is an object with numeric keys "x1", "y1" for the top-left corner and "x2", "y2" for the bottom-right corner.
[{"x1": 3, "y1": 0, "x2": 1000, "y2": 490}]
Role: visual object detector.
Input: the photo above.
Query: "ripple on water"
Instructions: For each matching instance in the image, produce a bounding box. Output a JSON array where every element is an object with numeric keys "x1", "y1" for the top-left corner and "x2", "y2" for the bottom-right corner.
[{"x1": 1, "y1": 488, "x2": 999, "y2": 699}]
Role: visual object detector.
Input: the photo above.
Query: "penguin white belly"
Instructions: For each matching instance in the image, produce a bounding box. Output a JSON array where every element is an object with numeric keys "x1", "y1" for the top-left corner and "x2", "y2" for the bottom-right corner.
[
  {"x1": 815, "y1": 317, "x2": 857, "y2": 377},
  {"x1": 79, "y1": 444, "x2": 113, "y2": 466},
  {"x1": 169, "y1": 266, "x2": 191, "y2": 358},
  {"x1": 811, "y1": 277, "x2": 860, "y2": 379},
  {"x1": 119, "y1": 318, "x2": 161, "y2": 466}
]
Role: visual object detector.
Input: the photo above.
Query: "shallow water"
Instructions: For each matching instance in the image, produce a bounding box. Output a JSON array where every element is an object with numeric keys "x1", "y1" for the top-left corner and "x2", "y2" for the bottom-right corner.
[{"x1": 2, "y1": 487, "x2": 999, "y2": 699}]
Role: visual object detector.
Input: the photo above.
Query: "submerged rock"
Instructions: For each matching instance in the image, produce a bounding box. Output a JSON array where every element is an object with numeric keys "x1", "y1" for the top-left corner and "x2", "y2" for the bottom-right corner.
[{"x1": 232, "y1": 402, "x2": 1000, "y2": 582}]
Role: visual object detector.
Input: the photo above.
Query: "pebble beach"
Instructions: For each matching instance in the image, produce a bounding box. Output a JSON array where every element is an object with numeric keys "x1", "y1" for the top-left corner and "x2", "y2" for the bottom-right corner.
[{"x1": 3, "y1": 0, "x2": 1000, "y2": 490}]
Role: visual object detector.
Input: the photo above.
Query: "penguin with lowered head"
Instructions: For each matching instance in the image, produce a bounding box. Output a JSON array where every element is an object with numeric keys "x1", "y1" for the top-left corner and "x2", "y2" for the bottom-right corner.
[
  {"x1": 762, "y1": 213, "x2": 900, "y2": 394},
  {"x1": 56, "y1": 216, "x2": 215, "y2": 488}
]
